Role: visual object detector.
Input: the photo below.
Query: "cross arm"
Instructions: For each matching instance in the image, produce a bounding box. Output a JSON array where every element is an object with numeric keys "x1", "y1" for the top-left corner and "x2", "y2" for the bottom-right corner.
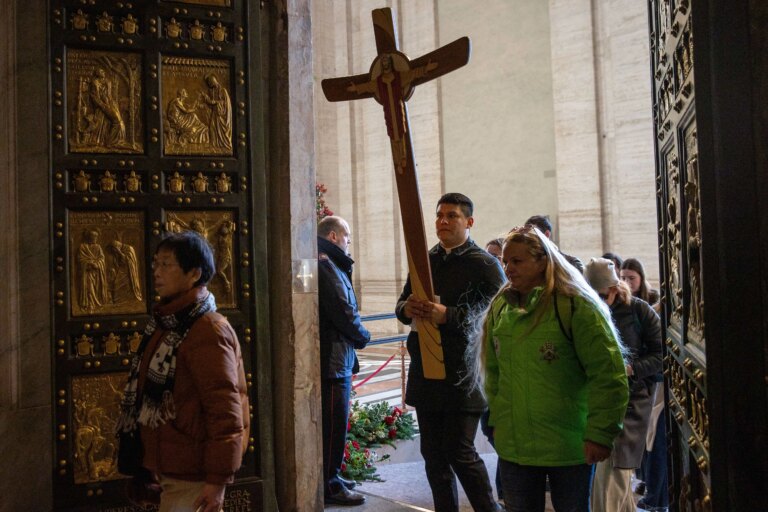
[
  {"x1": 321, "y1": 72, "x2": 376, "y2": 103},
  {"x1": 408, "y1": 37, "x2": 471, "y2": 89}
]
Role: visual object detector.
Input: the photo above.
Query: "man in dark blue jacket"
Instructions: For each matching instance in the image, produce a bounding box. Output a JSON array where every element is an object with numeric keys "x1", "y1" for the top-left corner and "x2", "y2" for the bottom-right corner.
[{"x1": 318, "y1": 216, "x2": 370, "y2": 506}]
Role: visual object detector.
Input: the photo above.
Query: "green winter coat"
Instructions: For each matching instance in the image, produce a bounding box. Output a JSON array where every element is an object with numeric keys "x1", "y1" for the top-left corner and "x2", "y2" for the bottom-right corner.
[{"x1": 484, "y1": 287, "x2": 628, "y2": 466}]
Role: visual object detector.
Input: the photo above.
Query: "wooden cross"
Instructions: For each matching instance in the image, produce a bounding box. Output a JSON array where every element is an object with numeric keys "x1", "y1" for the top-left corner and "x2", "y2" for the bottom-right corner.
[{"x1": 322, "y1": 8, "x2": 471, "y2": 380}]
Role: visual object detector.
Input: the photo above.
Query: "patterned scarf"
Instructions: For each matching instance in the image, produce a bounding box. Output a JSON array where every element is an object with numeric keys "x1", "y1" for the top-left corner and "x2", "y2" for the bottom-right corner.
[{"x1": 116, "y1": 291, "x2": 216, "y2": 432}]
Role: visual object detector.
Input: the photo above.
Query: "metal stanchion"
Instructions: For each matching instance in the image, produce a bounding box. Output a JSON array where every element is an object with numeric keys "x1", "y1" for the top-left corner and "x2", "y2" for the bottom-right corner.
[{"x1": 400, "y1": 339, "x2": 408, "y2": 411}]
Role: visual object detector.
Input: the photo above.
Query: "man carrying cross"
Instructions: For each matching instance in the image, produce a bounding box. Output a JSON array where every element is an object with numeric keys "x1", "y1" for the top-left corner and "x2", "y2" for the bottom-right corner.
[
  {"x1": 322, "y1": 8, "x2": 500, "y2": 510},
  {"x1": 396, "y1": 193, "x2": 505, "y2": 512}
]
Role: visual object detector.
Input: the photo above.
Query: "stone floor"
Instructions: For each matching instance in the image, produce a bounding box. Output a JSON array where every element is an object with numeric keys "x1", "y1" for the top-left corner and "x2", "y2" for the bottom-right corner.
[
  {"x1": 338, "y1": 351, "x2": 657, "y2": 512},
  {"x1": 326, "y1": 436, "x2": 541, "y2": 512},
  {"x1": 326, "y1": 435, "x2": 655, "y2": 511}
]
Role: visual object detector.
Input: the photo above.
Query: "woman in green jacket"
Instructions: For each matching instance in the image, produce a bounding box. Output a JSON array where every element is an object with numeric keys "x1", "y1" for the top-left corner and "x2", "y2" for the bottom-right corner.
[{"x1": 473, "y1": 225, "x2": 628, "y2": 512}]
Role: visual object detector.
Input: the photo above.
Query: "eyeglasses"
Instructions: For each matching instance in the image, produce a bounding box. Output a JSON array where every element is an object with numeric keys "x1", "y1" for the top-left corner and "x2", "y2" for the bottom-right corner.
[{"x1": 151, "y1": 261, "x2": 180, "y2": 271}]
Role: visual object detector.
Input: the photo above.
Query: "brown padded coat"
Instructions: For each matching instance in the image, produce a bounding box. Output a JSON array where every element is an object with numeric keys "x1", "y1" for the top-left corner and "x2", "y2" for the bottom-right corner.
[{"x1": 138, "y1": 287, "x2": 249, "y2": 485}]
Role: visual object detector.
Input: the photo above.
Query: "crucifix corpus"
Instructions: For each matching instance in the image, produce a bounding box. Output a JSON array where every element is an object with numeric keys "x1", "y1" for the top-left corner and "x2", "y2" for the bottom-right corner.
[{"x1": 322, "y1": 8, "x2": 471, "y2": 380}]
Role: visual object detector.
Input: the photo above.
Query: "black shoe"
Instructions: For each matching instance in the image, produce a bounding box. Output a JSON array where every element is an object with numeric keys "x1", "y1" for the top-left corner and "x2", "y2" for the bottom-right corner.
[
  {"x1": 635, "y1": 481, "x2": 646, "y2": 496},
  {"x1": 337, "y1": 475, "x2": 357, "y2": 489},
  {"x1": 324, "y1": 487, "x2": 365, "y2": 506}
]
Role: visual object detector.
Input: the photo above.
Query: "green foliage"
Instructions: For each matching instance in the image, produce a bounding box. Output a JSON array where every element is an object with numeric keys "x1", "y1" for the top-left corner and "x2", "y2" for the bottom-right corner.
[
  {"x1": 342, "y1": 440, "x2": 389, "y2": 482},
  {"x1": 316, "y1": 183, "x2": 333, "y2": 221},
  {"x1": 347, "y1": 400, "x2": 415, "y2": 448},
  {"x1": 342, "y1": 399, "x2": 416, "y2": 482}
]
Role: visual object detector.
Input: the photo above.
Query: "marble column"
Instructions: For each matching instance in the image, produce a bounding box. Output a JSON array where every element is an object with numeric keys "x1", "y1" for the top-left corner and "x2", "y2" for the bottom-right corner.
[
  {"x1": 0, "y1": 2, "x2": 53, "y2": 511},
  {"x1": 269, "y1": 0, "x2": 323, "y2": 510},
  {"x1": 549, "y1": 0, "x2": 658, "y2": 280},
  {"x1": 591, "y1": 1, "x2": 659, "y2": 280},
  {"x1": 548, "y1": 0, "x2": 605, "y2": 260}
]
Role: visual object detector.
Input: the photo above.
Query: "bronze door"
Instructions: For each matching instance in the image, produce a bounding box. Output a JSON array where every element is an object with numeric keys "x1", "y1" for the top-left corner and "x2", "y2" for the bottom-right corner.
[
  {"x1": 649, "y1": 1, "x2": 768, "y2": 509},
  {"x1": 649, "y1": 0, "x2": 712, "y2": 509},
  {"x1": 50, "y1": 1, "x2": 269, "y2": 510}
]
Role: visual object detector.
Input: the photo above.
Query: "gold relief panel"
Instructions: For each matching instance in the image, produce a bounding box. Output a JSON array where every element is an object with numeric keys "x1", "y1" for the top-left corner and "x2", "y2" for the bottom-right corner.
[
  {"x1": 675, "y1": 18, "x2": 694, "y2": 88},
  {"x1": 69, "y1": 211, "x2": 146, "y2": 317},
  {"x1": 684, "y1": 124, "x2": 704, "y2": 338},
  {"x1": 665, "y1": 150, "x2": 683, "y2": 323},
  {"x1": 164, "y1": 210, "x2": 237, "y2": 308},
  {"x1": 161, "y1": 57, "x2": 233, "y2": 156},
  {"x1": 67, "y1": 50, "x2": 144, "y2": 154},
  {"x1": 71, "y1": 373, "x2": 127, "y2": 484}
]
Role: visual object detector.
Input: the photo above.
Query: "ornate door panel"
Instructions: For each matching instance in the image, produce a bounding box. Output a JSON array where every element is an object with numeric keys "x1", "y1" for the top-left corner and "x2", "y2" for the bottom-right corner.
[
  {"x1": 50, "y1": 1, "x2": 268, "y2": 510},
  {"x1": 650, "y1": 0, "x2": 768, "y2": 509},
  {"x1": 649, "y1": 0, "x2": 713, "y2": 509}
]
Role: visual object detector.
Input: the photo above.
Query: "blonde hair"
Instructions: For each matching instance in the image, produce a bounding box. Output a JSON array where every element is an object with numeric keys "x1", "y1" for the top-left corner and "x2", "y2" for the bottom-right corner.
[
  {"x1": 465, "y1": 226, "x2": 623, "y2": 393},
  {"x1": 613, "y1": 280, "x2": 633, "y2": 306}
]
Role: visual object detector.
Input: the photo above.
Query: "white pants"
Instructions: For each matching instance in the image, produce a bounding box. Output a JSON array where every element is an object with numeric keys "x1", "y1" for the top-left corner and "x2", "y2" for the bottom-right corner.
[
  {"x1": 590, "y1": 460, "x2": 635, "y2": 512},
  {"x1": 158, "y1": 477, "x2": 223, "y2": 512}
]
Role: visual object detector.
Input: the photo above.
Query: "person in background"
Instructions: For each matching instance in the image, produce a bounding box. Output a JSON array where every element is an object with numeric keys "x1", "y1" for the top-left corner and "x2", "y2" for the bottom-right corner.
[
  {"x1": 602, "y1": 252, "x2": 624, "y2": 275},
  {"x1": 620, "y1": 258, "x2": 660, "y2": 312},
  {"x1": 584, "y1": 258, "x2": 662, "y2": 512},
  {"x1": 317, "y1": 216, "x2": 370, "y2": 506},
  {"x1": 472, "y1": 226, "x2": 628, "y2": 512},
  {"x1": 619, "y1": 257, "x2": 667, "y2": 510},
  {"x1": 524, "y1": 215, "x2": 584, "y2": 273},
  {"x1": 485, "y1": 238, "x2": 504, "y2": 263}
]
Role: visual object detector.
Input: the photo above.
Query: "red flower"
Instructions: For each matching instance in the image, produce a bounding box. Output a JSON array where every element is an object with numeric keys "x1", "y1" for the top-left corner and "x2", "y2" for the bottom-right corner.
[
  {"x1": 384, "y1": 415, "x2": 396, "y2": 425},
  {"x1": 352, "y1": 441, "x2": 360, "y2": 450},
  {"x1": 388, "y1": 429, "x2": 397, "y2": 439},
  {"x1": 392, "y1": 407, "x2": 402, "y2": 417},
  {"x1": 347, "y1": 420, "x2": 351, "y2": 432},
  {"x1": 344, "y1": 448, "x2": 351, "y2": 459},
  {"x1": 341, "y1": 462, "x2": 346, "y2": 472}
]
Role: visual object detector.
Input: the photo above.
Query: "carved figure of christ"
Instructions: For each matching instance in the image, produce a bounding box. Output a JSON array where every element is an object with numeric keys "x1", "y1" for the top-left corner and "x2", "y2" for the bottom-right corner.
[{"x1": 322, "y1": 8, "x2": 471, "y2": 379}]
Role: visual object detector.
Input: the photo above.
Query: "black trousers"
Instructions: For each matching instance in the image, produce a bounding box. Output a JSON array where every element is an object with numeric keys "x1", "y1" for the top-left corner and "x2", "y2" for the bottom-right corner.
[
  {"x1": 321, "y1": 377, "x2": 351, "y2": 494},
  {"x1": 417, "y1": 408, "x2": 498, "y2": 512}
]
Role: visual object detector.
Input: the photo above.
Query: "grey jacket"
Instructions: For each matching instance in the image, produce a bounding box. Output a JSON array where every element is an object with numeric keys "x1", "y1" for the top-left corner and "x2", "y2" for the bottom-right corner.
[{"x1": 609, "y1": 297, "x2": 662, "y2": 468}]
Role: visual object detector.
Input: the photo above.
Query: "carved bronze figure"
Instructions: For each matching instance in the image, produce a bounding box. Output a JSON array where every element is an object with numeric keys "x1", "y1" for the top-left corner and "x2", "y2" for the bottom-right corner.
[
  {"x1": 67, "y1": 50, "x2": 143, "y2": 154},
  {"x1": 164, "y1": 210, "x2": 236, "y2": 307},
  {"x1": 69, "y1": 211, "x2": 146, "y2": 317},
  {"x1": 166, "y1": 18, "x2": 182, "y2": 39},
  {"x1": 72, "y1": 374, "x2": 127, "y2": 484},
  {"x1": 124, "y1": 170, "x2": 141, "y2": 193},
  {"x1": 162, "y1": 57, "x2": 233, "y2": 156}
]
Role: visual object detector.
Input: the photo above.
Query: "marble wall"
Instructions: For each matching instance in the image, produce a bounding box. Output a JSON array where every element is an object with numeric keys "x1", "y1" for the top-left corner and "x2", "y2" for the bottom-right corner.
[
  {"x1": 591, "y1": 1, "x2": 659, "y2": 279},
  {"x1": 312, "y1": 2, "x2": 658, "y2": 293},
  {"x1": 548, "y1": 0, "x2": 658, "y2": 278},
  {"x1": 313, "y1": 1, "x2": 562, "y2": 328},
  {"x1": 438, "y1": 0, "x2": 559, "y2": 248},
  {"x1": 0, "y1": 2, "x2": 54, "y2": 511}
]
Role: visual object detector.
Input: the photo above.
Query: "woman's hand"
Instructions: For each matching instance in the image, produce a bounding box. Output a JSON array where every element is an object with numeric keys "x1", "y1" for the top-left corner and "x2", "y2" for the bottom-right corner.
[
  {"x1": 583, "y1": 440, "x2": 611, "y2": 464},
  {"x1": 193, "y1": 483, "x2": 225, "y2": 512}
]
